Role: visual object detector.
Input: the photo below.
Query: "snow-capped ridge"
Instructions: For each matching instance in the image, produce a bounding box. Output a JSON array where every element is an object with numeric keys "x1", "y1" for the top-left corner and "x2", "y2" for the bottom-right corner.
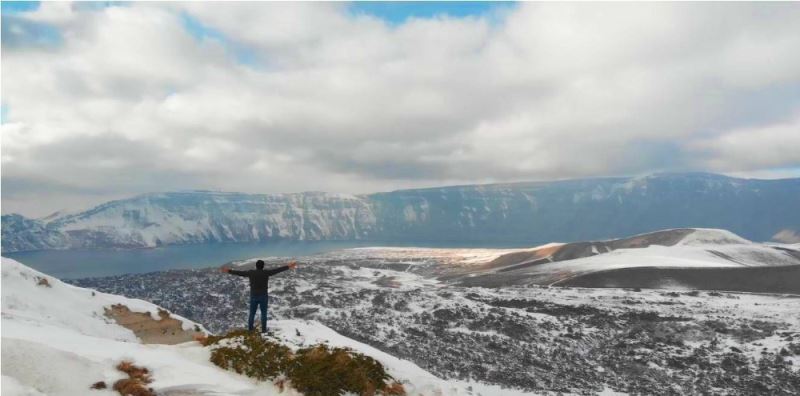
[
  {"x1": 4, "y1": 172, "x2": 798, "y2": 252},
  {"x1": 676, "y1": 228, "x2": 752, "y2": 246}
]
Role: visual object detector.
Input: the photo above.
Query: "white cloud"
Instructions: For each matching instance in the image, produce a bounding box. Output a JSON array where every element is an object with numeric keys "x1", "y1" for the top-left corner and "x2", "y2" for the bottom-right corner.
[
  {"x1": 2, "y1": 2, "x2": 800, "y2": 216},
  {"x1": 689, "y1": 112, "x2": 800, "y2": 171}
]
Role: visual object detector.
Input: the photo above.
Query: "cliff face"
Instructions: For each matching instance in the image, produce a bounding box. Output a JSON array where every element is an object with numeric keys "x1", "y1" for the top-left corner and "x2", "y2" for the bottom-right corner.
[
  {"x1": 2, "y1": 191, "x2": 378, "y2": 251},
  {"x1": 1, "y1": 213, "x2": 71, "y2": 252},
  {"x1": 3, "y1": 173, "x2": 800, "y2": 252},
  {"x1": 369, "y1": 172, "x2": 800, "y2": 244}
]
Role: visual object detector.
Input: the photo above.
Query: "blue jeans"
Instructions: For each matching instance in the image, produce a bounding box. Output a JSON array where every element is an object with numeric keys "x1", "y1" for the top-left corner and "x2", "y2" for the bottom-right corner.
[{"x1": 248, "y1": 295, "x2": 269, "y2": 332}]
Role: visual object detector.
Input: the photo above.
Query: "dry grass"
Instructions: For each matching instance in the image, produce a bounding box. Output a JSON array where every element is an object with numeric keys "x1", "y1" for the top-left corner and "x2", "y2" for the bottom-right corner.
[
  {"x1": 289, "y1": 344, "x2": 389, "y2": 395},
  {"x1": 112, "y1": 378, "x2": 155, "y2": 396},
  {"x1": 205, "y1": 330, "x2": 405, "y2": 395},
  {"x1": 208, "y1": 330, "x2": 293, "y2": 381},
  {"x1": 157, "y1": 308, "x2": 171, "y2": 319},
  {"x1": 116, "y1": 361, "x2": 153, "y2": 383},
  {"x1": 35, "y1": 276, "x2": 51, "y2": 288},
  {"x1": 105, "y1": 304, "x2": 201, "y2": 345},
  {"x1": 383, "y1": 382, "x2": 406, "y2": 395},
  {"x1": 111, "y1": 361, "x2": 154, "y2": 396},
  {"x1": 193, "y1": 333, "x2": 209, "y2": 344}
]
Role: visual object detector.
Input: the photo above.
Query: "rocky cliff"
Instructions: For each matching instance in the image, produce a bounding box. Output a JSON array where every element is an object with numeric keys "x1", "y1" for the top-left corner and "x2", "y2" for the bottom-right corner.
[{"x1": 3, "y1": 173, "x2": 799, "y2": 252}]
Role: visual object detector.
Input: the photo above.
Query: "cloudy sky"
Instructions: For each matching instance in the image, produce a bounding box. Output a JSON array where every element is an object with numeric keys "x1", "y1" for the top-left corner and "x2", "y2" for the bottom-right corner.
[{"x1": 2, "y1": 1, "x2": 800, "y2": 217}]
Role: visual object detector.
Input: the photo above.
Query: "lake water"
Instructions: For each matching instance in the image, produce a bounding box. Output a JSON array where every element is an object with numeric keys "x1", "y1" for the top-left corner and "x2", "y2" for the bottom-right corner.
[{"x1": 2, "y1": 240, "x2": 526, "y2": 279}]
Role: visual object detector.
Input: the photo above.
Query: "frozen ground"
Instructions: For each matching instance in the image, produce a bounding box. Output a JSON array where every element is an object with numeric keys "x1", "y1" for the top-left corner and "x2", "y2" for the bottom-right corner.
[
  {"x1": 75, "y1": 235, "x2": 800, "y2": 395},
  {"x1": 1, "y1": 258, "x2": 492, "y2": 396}
]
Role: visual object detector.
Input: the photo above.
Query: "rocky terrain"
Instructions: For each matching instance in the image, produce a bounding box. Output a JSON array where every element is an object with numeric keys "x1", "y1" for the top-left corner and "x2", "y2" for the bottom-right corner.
[
  {"x1": 5, "y1": 172, "x2": 800, "y2": 252},
  {"x1": 73, "y1": 239, "x2": 800, "y2": 395}
]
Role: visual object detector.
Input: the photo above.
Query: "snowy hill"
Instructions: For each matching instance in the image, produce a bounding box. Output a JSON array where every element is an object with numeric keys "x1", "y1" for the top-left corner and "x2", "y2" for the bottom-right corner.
[
  {"x1": 3, "y1": 173, "x2": 800, "y2": 252},
  {"x1": 0, "y1": 258, "x2": 503, "y2": 395},
  {"x1": 450, "y1": 228, "x2": 800, "y2": 289}
]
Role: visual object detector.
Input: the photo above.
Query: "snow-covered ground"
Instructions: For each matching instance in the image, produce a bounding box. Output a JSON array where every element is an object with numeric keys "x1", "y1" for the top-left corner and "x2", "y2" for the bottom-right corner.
[
  {"x1": 442, "y1": 228, "x2": 800, "y2": 288},
  {"x1": 322, "y1": 229, "x2": 800, "y2": 285},
  {"x1": 1, "y1": 258, "x2": 519, "y2": 395},
  {"x1": 538, "y1": 229, "x2": 798, "y2": 275},
  {"x1": 530, "y1": 241, "x2": 795, "y2": 285},
  {"x1": 269, "y1": 320, "x2": 531, "y2": 396},
  {"x1": 75, "y1": 242, "x2": 800, "y2": 395},
  {"x1": 1, "y1": 257, "x2": 281, "y2": 395},
  {"x1": 5, "y1": 227, "x2": 799, "y2": 395}
]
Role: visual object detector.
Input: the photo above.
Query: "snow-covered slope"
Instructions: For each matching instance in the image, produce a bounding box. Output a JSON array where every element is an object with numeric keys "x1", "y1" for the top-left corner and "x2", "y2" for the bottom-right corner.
[
  {"x1": 0, "y1": 214, "x2": 71, "y2": 252},
  {"x1": 0, "y1": 258, "x2": 493, "y2": 395},
  {"x1": 4, "y1": 173, "x2": 800, "y2": 252},
  {"x1": 268, "y1": 320, "x2": 529, "y2": 396},
  {"x1": 449, "y1": 228, "x2": 800, "y2": 288},
  {"x1": 1, "y1": 257, "x2": 271, "y2": 395},
  {"x1": 2, "y1": 191, "x2": 377, "y2": 251}
]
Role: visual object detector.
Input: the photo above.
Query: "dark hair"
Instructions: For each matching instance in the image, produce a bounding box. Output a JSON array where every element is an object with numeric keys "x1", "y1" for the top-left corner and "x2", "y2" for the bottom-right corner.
[{"x1": 256, "y1": 260, "x2": 265, "y2": 270}]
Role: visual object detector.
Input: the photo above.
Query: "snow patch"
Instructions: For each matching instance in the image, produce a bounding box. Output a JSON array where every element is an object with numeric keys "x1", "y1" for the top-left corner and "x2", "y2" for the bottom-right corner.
[{"x1": 678, "y1": 228, "x2": 752, "y2": 246}]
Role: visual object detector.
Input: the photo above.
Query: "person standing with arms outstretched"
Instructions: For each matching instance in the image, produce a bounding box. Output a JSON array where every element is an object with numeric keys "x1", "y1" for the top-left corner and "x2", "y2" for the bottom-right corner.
[{"x1": 221, "y1": 259, "x2": 298, "y2": 333}]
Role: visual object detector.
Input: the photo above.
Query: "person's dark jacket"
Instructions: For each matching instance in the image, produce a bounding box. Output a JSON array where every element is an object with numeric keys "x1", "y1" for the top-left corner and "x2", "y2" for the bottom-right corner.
[{"x1": 228, "y1": 266, "x2": 289, "y2": 296}]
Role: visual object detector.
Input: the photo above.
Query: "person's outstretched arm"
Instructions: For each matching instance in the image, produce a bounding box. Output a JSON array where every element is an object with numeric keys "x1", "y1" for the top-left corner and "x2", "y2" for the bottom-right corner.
[
  {"x1": 220, "y1": 266, "x2": 250, "y2": 276},
  {"x1": 266, "y1": 260, "x2": 298, "y2": 276}
]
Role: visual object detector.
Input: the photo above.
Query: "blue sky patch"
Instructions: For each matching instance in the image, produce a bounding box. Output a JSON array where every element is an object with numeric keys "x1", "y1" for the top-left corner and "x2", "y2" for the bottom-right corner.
[
  {"x1": 72, "y1": 1, "x2": 129, "y2": 12},
  {"x1": 1, "y1": 104, "x2": 9, "y2": 124},
  {"x1": 180, "y1": 12, "x2": 260, "y2": 67},
  {"x1": 1, "y1": 14, "x2": 62, "y2": 48},
  {"x1": 348, "y1": 1, "x2": 515, "y2": 24},
  {"x1": 1, "y1": 1, "x2": 40, "y2": 14},
  {"x1": 181, "y1": 12, "x2": 227, "y2": 42}
]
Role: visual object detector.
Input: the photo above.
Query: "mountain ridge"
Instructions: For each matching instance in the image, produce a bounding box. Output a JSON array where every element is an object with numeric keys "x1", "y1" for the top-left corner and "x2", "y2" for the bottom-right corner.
[
  {"x1": 3, "y1": 172, "x2": 799, "y2": 252},
  {"x1": 443, "y1": 227, "x2": 800, "y2": 290}
]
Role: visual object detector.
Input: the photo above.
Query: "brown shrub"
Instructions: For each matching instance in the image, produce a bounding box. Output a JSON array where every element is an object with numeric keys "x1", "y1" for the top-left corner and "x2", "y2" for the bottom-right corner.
[
  {"x1": 201, "y1": 328, "x2": 249, "y2": 346},
  {"x1": 289, "y1": 344, "x2": 394, "y2": 396},
  {"x1": 112, "y1": 378, "x2": 155, "y2": 396},
  {"x1": 193, "y1": 333, "x2": 209, "y2": 344},
  {"x1": 90, "y1": 381, "x2": 107, "y2": 390},
  {"x1": 383, "y1": 382, "x2": 406, "y2": 395},
  {"x1": 116, "y1": 361, "x2": 152, "y2": 383},
  {"x1": 112, "y1": 360, "x2": 155, "y2": 396},
  {"x1": 205, "y1": 330, "x2": 402, "y2": 395},
  {"x1": 208, "y1": 330, "x2": 293, "y2": 381},
  {"x1": 36, "y1": 277, "x2": 51, "y2": 288}
]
